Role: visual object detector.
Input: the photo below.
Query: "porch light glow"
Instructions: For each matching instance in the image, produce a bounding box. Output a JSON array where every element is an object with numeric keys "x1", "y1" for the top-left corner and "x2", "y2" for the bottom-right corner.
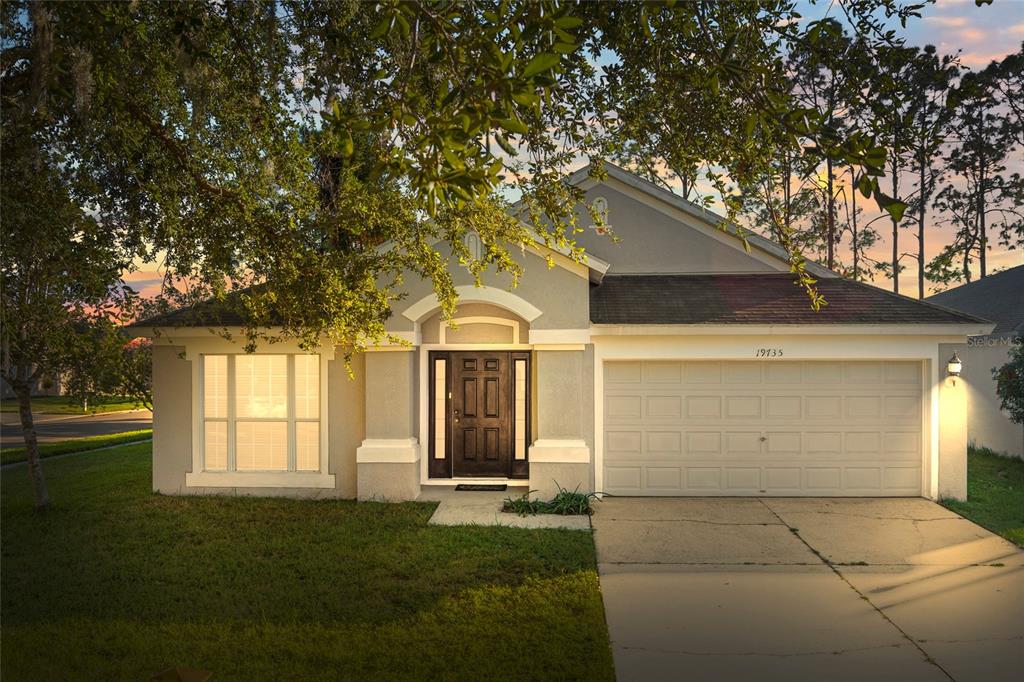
[{"x1": 946, "y1": 352, "x2": 962, "y2": 378}]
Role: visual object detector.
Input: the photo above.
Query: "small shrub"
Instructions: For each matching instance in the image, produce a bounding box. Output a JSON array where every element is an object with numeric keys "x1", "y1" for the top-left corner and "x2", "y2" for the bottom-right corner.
[{"x1": 502, "y1": 483, "x2": 601, "y2": 516}]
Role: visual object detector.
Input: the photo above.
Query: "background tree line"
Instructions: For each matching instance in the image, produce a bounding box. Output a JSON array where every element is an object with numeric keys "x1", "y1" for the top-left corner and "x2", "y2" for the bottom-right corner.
[{"x1": 732, "y1": 31, "x2": 1023, "y2": 298}]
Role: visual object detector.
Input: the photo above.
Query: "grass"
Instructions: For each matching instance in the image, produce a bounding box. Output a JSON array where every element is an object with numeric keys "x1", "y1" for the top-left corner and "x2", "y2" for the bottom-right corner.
[
  {"x1": 1, "y1": 429, "x2": 153, "y2": 465},
  {"x1": 942, "y1": 445, "x2": 1024, "y2": 547},
  {"x1": 0, "y1": 395, "x2": 143, "y2": 415},
  {"x1": 0, "y1": 443, "x2": 614, "y2": 681}
]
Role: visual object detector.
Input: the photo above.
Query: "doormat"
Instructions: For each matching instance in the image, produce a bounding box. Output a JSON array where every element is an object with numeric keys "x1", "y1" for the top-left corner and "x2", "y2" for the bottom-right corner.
[{"x1": 455, "y1": 484, "x2": 507, "y2": 492}]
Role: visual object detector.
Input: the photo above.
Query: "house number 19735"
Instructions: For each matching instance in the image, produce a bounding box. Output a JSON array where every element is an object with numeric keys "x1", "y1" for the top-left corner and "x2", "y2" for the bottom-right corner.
[{"x1": 755, "y1": 348, "x2": 784, "y2": 358}]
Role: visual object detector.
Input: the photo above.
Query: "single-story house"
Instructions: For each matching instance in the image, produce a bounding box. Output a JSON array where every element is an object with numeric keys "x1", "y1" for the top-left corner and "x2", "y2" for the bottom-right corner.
[
  {"x1": 134, "y1": 163, "x2": 993, "y2": 502},
  {"x1": 926, "y1": 266, "x2": 1023, "y2": 458}
]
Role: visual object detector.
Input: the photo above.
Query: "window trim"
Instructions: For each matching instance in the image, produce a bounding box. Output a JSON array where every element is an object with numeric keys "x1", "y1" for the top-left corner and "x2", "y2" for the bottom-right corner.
[{"x1": 186, "y1": 349, "x2": 334, "y2": 489}]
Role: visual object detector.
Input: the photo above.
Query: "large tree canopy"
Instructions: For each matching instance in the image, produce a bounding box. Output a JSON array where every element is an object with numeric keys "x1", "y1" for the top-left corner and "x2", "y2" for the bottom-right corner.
[{"x1": 2, "y1": 0, "x2": 927, "y2": 352}]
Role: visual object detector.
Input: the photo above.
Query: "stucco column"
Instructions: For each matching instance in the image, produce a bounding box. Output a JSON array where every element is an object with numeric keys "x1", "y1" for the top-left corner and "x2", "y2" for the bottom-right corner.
[
  {"x1": 938, "y1": 371, "x2": 968, "y2": 501},
  {"x1": 529, "y1": 349, "x2": 593, "y2": 498},
  {"x1": 356, "y1": 350, "x2": 420, "y2": 501},
  {"x1": 152, "y1": 345, "x2": 191, "y2": 494}
]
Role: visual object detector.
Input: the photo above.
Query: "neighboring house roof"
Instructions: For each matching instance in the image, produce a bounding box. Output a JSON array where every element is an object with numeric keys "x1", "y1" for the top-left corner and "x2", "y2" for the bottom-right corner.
[
  {"x1": 589, "y1": 274, "x2": 991, "y2": 326},
  {"x1": 564, "y1": 161, "x2": 837, "y2": 279},
  {"x1": 924, "y1": 265, "x2": 1024, "y2": 335}
]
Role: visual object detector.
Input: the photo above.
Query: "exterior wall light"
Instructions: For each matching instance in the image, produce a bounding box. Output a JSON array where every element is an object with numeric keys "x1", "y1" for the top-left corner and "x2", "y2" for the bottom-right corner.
[{"x1": 947, "y1": 352, "x2": 962, "y2": 378}]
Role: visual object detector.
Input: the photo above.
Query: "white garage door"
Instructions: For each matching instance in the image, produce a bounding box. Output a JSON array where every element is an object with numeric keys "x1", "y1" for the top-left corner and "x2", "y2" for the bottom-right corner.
[{"x1": 603, "y1": 361, "x2": 923, "y2": 496}]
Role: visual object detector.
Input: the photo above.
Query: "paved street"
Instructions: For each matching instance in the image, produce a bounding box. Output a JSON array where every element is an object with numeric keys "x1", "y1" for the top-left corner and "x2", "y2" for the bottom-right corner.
[
  {"x1": 1, "y1": 409, "x2": 153, "y2": 449},
  {"x1": 593, "y1": 497, "x2": 1023, "y2": 682}
]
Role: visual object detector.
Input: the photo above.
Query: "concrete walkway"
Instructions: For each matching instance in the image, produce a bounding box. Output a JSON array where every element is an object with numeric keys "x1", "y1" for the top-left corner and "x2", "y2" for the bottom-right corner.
[
  {"x1": 422, "y1": 486, "x2": 592, "y2": 530},
  {"x1": 593, "y1": 498, "x2": 1023, "y2": 681}
]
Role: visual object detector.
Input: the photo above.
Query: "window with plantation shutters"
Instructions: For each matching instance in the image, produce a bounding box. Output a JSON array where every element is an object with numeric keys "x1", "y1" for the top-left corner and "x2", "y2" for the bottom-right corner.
[{"x1": 200, "y1": 354, "x2": 321, "y2": 473}]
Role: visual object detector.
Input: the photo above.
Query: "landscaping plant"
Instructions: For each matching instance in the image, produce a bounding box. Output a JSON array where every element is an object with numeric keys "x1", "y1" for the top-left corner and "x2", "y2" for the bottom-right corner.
[{"x1": 503, "y1": 484, "x2": 601, "y2": 516}]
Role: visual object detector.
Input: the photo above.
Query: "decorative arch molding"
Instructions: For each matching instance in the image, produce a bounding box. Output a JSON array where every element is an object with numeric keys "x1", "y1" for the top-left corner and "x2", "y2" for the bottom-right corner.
[{"x1": 400, "y1": 285, "x2": 543, "y2": 323}]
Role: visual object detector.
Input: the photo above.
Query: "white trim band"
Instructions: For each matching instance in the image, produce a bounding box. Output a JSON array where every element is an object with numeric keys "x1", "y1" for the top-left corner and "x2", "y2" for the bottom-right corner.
[
  {"x1": 401, "y1": 285, "x2": 543, "y2": 323},
  {"x1": 528, "y1": 439, "x2": 591, "y2": 463},
  {"x1": 357, "y1": 438, "x2": 421, "y2": 463},
  {"x1": 185, "y1": 471, "x2": 336, "y2": 489}
]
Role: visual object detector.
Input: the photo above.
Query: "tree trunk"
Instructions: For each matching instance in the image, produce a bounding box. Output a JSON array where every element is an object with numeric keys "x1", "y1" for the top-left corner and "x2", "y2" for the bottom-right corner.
[
  {"x1": 851, "y1": 167, "x2": 859, "y2": 281},
  {"x1": 12, "y1": 374, "x2": 51, "y2": 511},
  {"x1": 891, "y1": 154, "x2": 900, "y2": 295},
  {"x1": 918, "y1": 149, "x2": 926, "y2": 300},
  {"x1": 978, "y1": 154, "x2": 987, "y2": 279},
  {"x1": 826, "y1": 156, "x2": 835, "y2": 271}
]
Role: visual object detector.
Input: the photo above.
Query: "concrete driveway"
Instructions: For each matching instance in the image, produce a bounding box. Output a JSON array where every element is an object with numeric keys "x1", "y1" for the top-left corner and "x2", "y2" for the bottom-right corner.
[{"x1": 593, "y1": 498, "x2": 1023, "y2": 682}]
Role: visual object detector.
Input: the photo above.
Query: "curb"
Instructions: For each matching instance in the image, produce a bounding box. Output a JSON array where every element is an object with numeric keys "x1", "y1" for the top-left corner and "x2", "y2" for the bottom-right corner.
[{"x1": 1, "y1": 408, "x2": 151, "y2": 425}]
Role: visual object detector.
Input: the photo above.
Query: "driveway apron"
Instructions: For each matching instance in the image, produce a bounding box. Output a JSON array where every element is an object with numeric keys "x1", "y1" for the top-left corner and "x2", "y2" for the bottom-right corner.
[{"x1": 593, "y1": 497, "x2": 1022, "y2": 682}]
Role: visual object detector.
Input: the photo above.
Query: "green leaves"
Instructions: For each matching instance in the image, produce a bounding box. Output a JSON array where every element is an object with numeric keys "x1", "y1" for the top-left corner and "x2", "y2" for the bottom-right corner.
[
  {"x1": 521, "y1": 53, "x2": 561, "y2": 79},
  {"x1": 497, "y1": 117, "x2": 528, "y2": 135},
  {"x1": 875, "y1": 191, "x2": 909, "y2": 223}
]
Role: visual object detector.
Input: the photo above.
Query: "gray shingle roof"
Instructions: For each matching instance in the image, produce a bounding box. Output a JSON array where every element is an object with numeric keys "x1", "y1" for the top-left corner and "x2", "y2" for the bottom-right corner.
[
  {"x1": 590, "y1": 274, "x2": 990, "y2": 326},
  {"x1": 925, "y1": 265, "x2": 1024, "y2": 335}
]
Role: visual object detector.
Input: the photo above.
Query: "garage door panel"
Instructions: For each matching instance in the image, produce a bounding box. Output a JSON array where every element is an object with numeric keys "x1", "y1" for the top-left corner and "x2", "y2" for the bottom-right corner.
[
  {"x1": 725, "y1": 432, "x2": 762, "y2": 454},
  {"x1": 686, "y1": 395, "x2": 721, "y2": 418},
  {"x1": 646, "y1": 395, "x2": 682, "y2": 418},
  {"x1": 844, "y1": 361, "x2": 884, "y2": 384},
  {"x1": 766, "y1": 431, "x2": 801, "y2": 454},
  {"x1": 606, "y1": 430, "x2": 642, "y2": 454},
  {"x1": 884, "y1": 466, "x2": 921, "y2": 489},
  {"x1": 725, "y1": 396, "x2": 761, "y2": 418},
  {"x1": 884, "y1": 432, "x2": 920, "y2": 458},
  {"x1": 803, "y1": 362, "x2": 843, "y2": 384},
  {"x1": 765, "y1": 467, "x2": 802, "y2": 491},
  {"x1": 687, "y1": 468, "x2": 722, "y2": 489},
  {"x1": 725, "y1": 467, "x2": 761, "y2": 491},
  {"x1": 606, "y1": 394, "x2": 642, "y2": 420},
  {"x1": 686, "y1": 432, "x2": 721, "y2": 455},
  {"x1": 647, "y1": 431, "x2": 682, "y2": 453},
  {"x1": 644, "y1": 361, "x2": 682, "y2": 383},
  {"x1": 646, "y1": 466, "x2": 682, "y2": 489},
  {"x1": 765, "y1": 363, "x2": 802, "y2": 384},
  {"x1": 885, "y1": 361, "x2": 921, "y2": 384},
  {"x1": 766, "y1": 396, "x2": 802, "y2": 418},
  {"x1": 724, "y1": 363, "x2": 761, "y2": 383},
  {"x1": 806, "y1": 396, "x2": 843, "y2": 419},
  {"x1": 806, "y1": 432, "x2": 843, "y2": 455},
  {"x1": 604, "y1": 360, "x2": 922, "y2": 496},
  {"x1": 606, "y1": 362, "x2": 642, "y2": 384},
  {"x1": 606, "y1": 466, "x2": 643, "y2": 490},
  {"x1": 683, "y1": 361, "x2": 722, "y2": 384}
]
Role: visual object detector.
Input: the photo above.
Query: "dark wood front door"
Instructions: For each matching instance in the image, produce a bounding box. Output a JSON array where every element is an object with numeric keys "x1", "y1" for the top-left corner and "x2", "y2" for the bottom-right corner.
[{"x1": 451, "y1": 352, "x2": 511, "y2": 477}]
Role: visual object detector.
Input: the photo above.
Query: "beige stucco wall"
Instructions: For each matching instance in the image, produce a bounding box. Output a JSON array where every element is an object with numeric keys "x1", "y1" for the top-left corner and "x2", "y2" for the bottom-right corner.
[
  {"x1": 152, "y1": 345, "x2": 191, "y2": 493},
  {"x1": 937, "y1": 369, "x2": 968, "y2": 501},
  {"x1": 329, "y1": 351, "x2": 365, "y2": 498},
  {"x1": 385, "y1": 243, "x2": 590, "y2": 333},
  {"x1": 535, "y1": 350, "x2": 586, "y2": 440},
  {"x1": 364, "y1": 351, "x2": 416, "y2": 440},
  {"x1": 942, "y1": 339, "x2": 1023, "y2": 458},
  {"x1": 151, "y1": 342, "x2": 366, "y2": 499},
  {"x1": 571, "y1": 181, "x2": 780, "y2": 274}
]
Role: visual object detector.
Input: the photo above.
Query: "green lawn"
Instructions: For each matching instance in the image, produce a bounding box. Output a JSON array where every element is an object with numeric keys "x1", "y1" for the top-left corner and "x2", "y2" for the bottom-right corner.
[
  {"x1": 1, "y1": 429, "x2": 153, "y2": 465},
  {"x1": 1, "y1": 395, "x2": 144, "y2": 414},
  {"x1": 943, "y1": 446, "x2": 1024, "y2": 547},
  {"x1": 0, "y1": 443, "x2": 614, "y2": 681}
]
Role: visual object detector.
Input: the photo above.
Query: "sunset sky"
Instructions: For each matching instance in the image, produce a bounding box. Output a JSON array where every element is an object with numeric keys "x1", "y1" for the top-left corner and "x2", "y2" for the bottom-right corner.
[{"x1": 123, "y1": 0, "x2": 1024, "y2": 302}]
